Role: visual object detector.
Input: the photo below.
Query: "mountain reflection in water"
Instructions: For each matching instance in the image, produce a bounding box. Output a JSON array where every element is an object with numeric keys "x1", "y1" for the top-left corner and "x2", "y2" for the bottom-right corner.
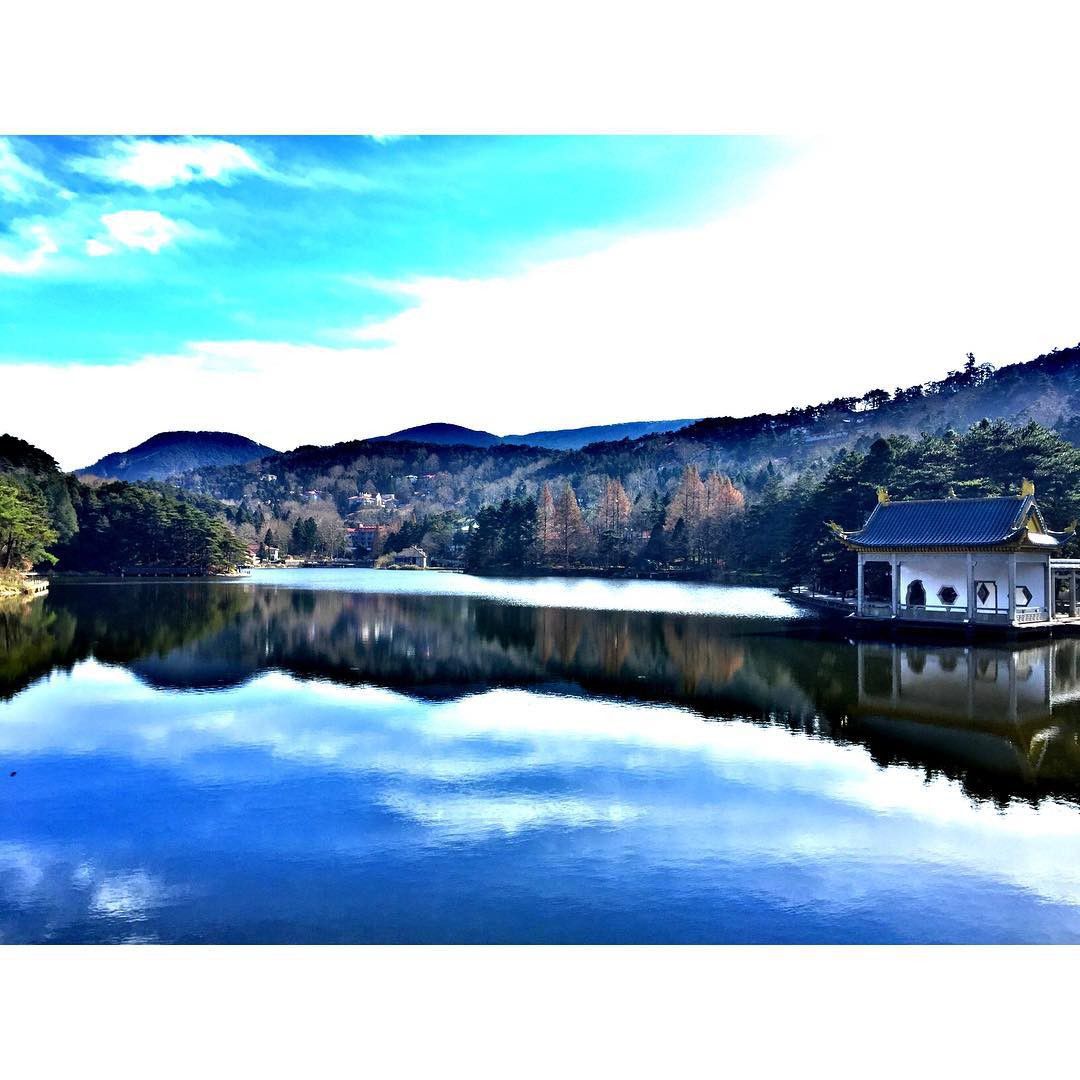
[
  {"x1": 3, "y1": 575, "x2": 1080, "y2": 943},
  {"x1": 7, "y1": 579, "x2": 1080, "y2": 802}
]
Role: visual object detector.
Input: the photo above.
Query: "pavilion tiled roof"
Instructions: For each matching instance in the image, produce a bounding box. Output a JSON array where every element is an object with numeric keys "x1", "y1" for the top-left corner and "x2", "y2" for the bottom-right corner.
[{"x1": 837, "y1": 494, "x2": 1069, "y2": 551}]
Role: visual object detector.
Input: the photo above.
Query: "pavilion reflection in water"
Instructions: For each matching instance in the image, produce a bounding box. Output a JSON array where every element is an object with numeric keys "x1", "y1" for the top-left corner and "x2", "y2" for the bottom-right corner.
[{"x1": 854, "y1": 637, "x2": 1080, "y2": 784}]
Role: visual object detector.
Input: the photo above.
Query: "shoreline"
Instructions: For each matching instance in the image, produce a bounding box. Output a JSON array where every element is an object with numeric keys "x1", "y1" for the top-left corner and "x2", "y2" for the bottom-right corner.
[
  {"x1": 0, "y1": 570, "x2": 50, "y2": 599},
  {"x1": 466, "y1": 566, "x2": 782, "y2": 587}
]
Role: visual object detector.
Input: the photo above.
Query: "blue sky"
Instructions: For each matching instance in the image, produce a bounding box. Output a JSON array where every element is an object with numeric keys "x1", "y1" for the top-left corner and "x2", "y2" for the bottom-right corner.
[
  {"x1": 0, "y1": 136, "x2": 780, "y2": 364},
  {"x1": 3, "y1": 134, "x2": 1078, "y2": 468}
]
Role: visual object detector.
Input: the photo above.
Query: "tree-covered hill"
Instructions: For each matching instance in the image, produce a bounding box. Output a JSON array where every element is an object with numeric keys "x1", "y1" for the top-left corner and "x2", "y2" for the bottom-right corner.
[
  {"x1": 79, "y1": 430, "x2": 277, "y2": 482},
  {"x1": 0, "y1": 434, "x2": 63, "y2": 476},
  {"x1": 1, "y1": 434, "x2": 246, "y2": 577},
  {"x1": 162, "y1": 342, "x2": 1080, "y2": 573},
  {"x1": 558, "y1": 345, "x2": 1080, "y2": 480},
  {"x1": 183, "y1": 343, "x2": 1080, "y2": 518}
]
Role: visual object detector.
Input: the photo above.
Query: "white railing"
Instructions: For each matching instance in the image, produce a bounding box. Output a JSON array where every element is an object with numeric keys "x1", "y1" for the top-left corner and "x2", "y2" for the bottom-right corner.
[
  {"x1": 861, "y1": 601, "x2": 893, "y2": 617},
  {"x1": 861, "y1": 602, "x2": 1051, "y2": 624},
  {"x1": 1015, "y1": 607, "x2": 1049, "y2": 624}
]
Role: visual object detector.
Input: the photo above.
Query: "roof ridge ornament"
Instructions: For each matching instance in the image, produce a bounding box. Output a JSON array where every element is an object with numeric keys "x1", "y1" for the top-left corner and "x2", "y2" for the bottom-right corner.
[
  {"x1": 1021, "y1": 478, "x2": 1036, "y2": 496},
  {"x1": 876, "y1": 487, "x2": 889, "y2": 504}
]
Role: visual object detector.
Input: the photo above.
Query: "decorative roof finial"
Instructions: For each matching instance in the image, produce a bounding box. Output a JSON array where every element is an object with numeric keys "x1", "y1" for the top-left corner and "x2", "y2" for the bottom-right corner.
[
  {"x1": 876, "y1": 487, "x2": 889, "y2": 505},
  {"x1": 1021, "y1": 478, "x2": 1035, "y2": 496}
]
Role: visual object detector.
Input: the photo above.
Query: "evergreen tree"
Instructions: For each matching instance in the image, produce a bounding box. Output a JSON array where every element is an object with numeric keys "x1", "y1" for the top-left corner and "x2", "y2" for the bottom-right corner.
[{"x1": 0, "y1": 479, "x2": 58, "y2": 569}]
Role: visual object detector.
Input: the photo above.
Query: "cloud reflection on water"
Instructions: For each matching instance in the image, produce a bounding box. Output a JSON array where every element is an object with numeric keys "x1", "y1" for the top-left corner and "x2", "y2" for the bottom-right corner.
[{"x1": 4, "y1": 661, "x2": 1080, "y2": 939}]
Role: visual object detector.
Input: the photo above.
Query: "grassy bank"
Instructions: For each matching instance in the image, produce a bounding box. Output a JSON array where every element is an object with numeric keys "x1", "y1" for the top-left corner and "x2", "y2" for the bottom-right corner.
[{"x1": 0, "y1": 569, "x2": 30, "y2": 598}]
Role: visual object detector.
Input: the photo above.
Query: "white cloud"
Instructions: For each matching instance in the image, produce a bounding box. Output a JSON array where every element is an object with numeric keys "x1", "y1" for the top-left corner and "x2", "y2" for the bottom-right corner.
[
  {"x1": 99, "y1": 209, "x2": 183, "y2": 253},
  {"x1": 0, "y1": 137, "x2": 52, "y2": 202},
  {"x1": 0, "y1": 223, "x2": 59, "y2": 275},
  {"x1": 84, "y1": 237, "x2": 114, "y2": 257},
  {"x1": 8, "y1": 665, "x2": 1080, "y2": 910},
  {"x1": 73, "y1": 137, "x2": 261, "y2": 189},
  {"x1": 343, "y1": 133, "x2": 1080, "y2": 429}
]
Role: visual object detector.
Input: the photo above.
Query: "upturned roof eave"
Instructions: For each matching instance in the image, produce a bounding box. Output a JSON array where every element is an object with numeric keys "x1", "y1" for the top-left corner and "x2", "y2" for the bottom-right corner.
[
  {"x1": 839, "y1": 533, "x2": 1061, "y2": 554},
  {"x1": 835, "y1": 494, "x2": 1062, "y2": 552}
]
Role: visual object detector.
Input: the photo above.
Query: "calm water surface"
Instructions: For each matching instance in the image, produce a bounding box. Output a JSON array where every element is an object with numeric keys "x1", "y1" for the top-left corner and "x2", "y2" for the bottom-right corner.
[{"x1": 3, "y1": 568, "x2": 1080, "y2": 943}]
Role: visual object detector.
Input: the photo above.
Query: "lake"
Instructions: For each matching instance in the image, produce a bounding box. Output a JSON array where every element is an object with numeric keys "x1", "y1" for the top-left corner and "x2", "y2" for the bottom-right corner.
[{"x1": 3, "y1": 568, "x2": 1080, "y2": 943}]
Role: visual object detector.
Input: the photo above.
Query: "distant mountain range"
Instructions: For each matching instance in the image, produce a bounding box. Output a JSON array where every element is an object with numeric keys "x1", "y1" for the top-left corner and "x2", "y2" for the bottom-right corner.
[
  {"x1": 79, "y1": 431, "x2": 277, "y2": 482},
  {"x1": 73, "y1": 418, "x2": 698, "y2": 483},
  {"x1": 68, "y1": 343, "x2": 1080, "y2": 487},
  {"x1": 374, "y1": 417, "x2": 699, "y2": 450}
]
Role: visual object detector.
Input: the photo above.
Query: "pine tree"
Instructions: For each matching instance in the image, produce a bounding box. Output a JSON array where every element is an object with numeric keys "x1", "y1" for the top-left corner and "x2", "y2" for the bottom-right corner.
[{"x1": 0, "y1": 479, "x2": 58, "y2": 570}]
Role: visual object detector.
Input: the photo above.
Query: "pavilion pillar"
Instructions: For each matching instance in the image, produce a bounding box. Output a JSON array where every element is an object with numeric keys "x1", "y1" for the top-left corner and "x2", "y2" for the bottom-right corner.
[
  {"x1": 1008, "y1": 653, "x2": 1018, "y2": 721},
  {"x1": 856, "y1": 553, "x2": 864, "y2": 616},
  {"x1": 1008, "y1": 554, "x2": 1017, "y2": 623},
  {"x1": 966, "y1": 553, "x2": 975, "y2": 622},
  {"x1": 1072, "y1": 572, "x2": 1077, "y2": 619},
  {"x1": 890, "y1": 554, "x2": 899, "y2": 616}
]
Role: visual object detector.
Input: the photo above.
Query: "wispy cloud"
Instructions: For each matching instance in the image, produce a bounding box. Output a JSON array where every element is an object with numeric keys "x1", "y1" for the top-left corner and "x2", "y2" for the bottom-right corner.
[
  {"x1": 0, "y1": 137, "x2": 54, "y2": 203},
  {"x1": 94, "y1": 209, "x2": 185, "y2": 254},
  {"x1": 71, "y1": 137, "x2": 262, "y2": 189},
  {"x1": 0, "y1": 223, "x2": 58, "y2": 275}
]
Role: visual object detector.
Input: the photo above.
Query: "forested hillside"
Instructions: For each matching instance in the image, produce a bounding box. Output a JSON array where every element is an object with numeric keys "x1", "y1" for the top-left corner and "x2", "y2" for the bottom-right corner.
[
  {"x1": 1, "y1": 433, "x2": 246, "y2": 580},
  {"x1": 79, "y1": 430, "x2": 276, "y2": 482},
  {"x1": 172, "y1": 343, "x2": 1080, "y2": 576}
]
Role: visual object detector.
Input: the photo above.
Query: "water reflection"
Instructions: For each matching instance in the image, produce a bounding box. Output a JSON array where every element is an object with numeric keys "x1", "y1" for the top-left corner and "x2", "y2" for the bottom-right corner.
[
  {"x1": 3, "y1": 579, "x2": 1080, "y2": 942},
  {"x1": 5, "y1": 581, "x2": 1080, "y2": 803},
  {"x1": 854, "y1": 641, "x2": 1080, "y2": 796}
]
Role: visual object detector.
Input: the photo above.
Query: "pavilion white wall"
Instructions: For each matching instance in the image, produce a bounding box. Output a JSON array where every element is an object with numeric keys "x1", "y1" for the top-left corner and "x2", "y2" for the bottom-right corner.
[
  {"x1": 969, "y1": 554, "x2": 1009, "y2": 611},
  {"x1": 874, "y1": 553, "x2": 1051, "y2": 610},
  {"x1": 895, "y1": 555, "x2": 971, "y2": 608},
  {"x1": 1015, "y1": 559, "x2": 1047, "y2": 608}
]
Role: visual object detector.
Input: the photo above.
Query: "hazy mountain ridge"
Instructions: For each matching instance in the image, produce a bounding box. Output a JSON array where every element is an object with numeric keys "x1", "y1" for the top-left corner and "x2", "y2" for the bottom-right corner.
[
  {"x1": 555, "y1": 345, "x2": 1080, "y2": 476},
  {"x1": 501, "y1": 418, "x2": 700, "y2": 450},
  {"x1": 372, "y1": 423, "x2": 502, "y2": 448},
  {"x1": 79, "y1": 431, "x2": 278, "y2": 482},
  {"x1": 374, "y1": 417, "x2": 698, "y2": 450}
]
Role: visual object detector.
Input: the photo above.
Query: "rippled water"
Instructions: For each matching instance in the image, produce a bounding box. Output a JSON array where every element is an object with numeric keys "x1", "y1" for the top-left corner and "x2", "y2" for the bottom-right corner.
[{"x1": 3, "y1": 571, "x2": 1080, "y2": 943}]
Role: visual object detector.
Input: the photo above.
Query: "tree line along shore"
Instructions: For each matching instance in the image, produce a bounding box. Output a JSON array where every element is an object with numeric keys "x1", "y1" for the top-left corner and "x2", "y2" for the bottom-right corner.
[
  {"x1": 8, "y1": 347, "x2": 1080, "y2": 588},
  {"x1": 6, "y1": 416, "x2": 1080, "y2": 595}
]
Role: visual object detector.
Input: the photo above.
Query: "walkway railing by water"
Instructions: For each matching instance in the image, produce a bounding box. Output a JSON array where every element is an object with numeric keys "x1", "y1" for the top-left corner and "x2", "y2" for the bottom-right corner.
[
  {"x1": 862, "y1": 600, "x2": 1052, "y2": 626},
  {"x1": 22, "y1": 573, "x2": 49, "y2": 595}
]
